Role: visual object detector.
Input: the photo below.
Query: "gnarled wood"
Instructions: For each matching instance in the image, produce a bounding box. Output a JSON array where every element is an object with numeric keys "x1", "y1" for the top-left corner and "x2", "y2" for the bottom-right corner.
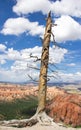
[{"x1": 37, "y1": 11, "x2": 52, "y2": 113}]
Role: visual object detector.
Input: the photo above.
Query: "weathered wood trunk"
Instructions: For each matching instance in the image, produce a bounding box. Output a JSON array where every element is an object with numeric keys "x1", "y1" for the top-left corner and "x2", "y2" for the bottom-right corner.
[{"x1": 37, "y1": 12, "x2": 52, "y2": 113}]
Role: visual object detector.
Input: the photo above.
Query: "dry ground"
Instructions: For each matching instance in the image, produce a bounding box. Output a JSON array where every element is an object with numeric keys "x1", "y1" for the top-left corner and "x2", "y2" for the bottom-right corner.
[{"x1": 0, "y1": 123, "x2": 81, "y2": 130}]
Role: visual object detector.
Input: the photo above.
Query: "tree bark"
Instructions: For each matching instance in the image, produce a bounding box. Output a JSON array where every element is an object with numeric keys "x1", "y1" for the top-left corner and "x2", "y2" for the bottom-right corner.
[{"x1": 37, "y1": 12, "x2": 52, "y2": 113}]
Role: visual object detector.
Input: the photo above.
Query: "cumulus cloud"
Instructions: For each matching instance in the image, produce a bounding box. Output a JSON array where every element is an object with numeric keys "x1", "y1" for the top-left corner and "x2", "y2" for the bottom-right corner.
[
  {"x1": 51, "y1": 0, "x2": 81, "y2": 17},
  {"x1": 57, "y1": 71, "x2": 81, "y2": 83},
  {"x1": 6, "y1": 48, "x2": 21, "y2": 60},
  {"x1": 13, "y1": 0, "x2": 51, "y2": 15},
  {"x1": 49, "y1": 46, "x2": 67, "y2": 63},
  {"x1": 0, "y1": 68, "x2": 81, "y2": 83},
  {"x1": 13, "y1": 0, "x2": 81, "y2": 17},
  {"x1": 0, "y1": 0, "x2": 81, "y2": 83},
  {"x1": 1, "y1": 15, "x2": 81, "y2": 42},
  {"x1": 0, "y1": 45, "x2": 81, "y2": 83},
  {"x1": 0, "y1": 45, "x2": 68, "y2": 82},
  {"x1": 10, "y1": 46, "x2": 67, "y2": 75},
  {"x1": 0, "y1": 68, "x2": 27, "y2": 82},
  {"x1": 53, "y1": 15, "x2": 81, "y2": 42},
  {"x1": 1, "y1": 17, "x2": 44, "y2": 36},
  {"x1": 0, "y1": 44, "x2": 7, "y2": 52},
  {"x1": 0, "y1": 44, "x2": 7, "y2": 64}
]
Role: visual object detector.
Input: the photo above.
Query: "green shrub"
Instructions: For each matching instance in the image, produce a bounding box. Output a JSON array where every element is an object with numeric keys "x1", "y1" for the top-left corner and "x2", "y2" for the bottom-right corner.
[{"x1": 0, "y1": 96, "x2": 38, "y2": 120}]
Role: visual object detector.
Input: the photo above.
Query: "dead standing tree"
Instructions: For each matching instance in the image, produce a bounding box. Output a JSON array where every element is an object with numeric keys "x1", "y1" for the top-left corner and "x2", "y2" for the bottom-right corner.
[
  {"x1": 37, "y1": 11, "x2": 52, "y2": 113},
  {"x1": 0, "y1": 11, "x2": 56, "y2": 127}
]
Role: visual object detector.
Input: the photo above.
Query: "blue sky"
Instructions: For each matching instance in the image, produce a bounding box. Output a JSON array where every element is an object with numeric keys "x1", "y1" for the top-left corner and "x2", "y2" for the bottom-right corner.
[{"x1": 0, "y1": 0, "x2": 81, "y2": 83}]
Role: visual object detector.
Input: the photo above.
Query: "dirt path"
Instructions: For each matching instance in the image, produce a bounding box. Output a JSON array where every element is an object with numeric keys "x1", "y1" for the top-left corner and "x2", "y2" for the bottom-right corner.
[{"x1": 0, "y1": 123, "x2": 81, "y2": 130}]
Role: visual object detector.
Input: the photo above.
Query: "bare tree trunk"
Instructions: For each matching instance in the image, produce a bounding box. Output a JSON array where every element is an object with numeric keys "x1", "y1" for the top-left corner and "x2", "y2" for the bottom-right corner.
[
  {"x1": 0, "y1": 12, "x2": 54, "y2": 127},
  {"x1": 37, "y1": 11, "x2": 52, "y2": 113}
]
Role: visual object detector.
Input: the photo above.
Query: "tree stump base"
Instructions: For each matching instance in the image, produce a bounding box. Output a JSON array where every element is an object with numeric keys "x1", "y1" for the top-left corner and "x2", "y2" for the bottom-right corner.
[{"x1": 0, "y1": 112, "x2": 54, "y2": 128}]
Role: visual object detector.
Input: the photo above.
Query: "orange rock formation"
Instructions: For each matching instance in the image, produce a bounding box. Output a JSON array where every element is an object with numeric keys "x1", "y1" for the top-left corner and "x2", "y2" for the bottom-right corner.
[{"x1": 46, "y1": 89, "x2": 81, "y2": 127}]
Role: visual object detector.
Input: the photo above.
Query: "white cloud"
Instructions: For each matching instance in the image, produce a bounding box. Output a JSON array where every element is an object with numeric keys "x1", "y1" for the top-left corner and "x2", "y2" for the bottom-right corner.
[
  {"x1": 0, "y1": 44, "x2": 7, "y2": 64},
  {"x1": 0, "y1": 44, "x2": 7, "y2": 52},
  {"x1": 1, "y1": 17, "x2": 44, "y2": 36},
  {"x1": 66, "y1": 63, "x2": 76, "y2": 67},
  {"x1": 13, "y1": 0, "x2": 81, "y2": 17},
  {"x1": 0, "y1": 68, "x2": 27, "y2": 82},
  {"x1": 49, "y1": 46, "x2": 67, "y2": 63},
  {"x1": 53, "y1": 15, "x2": 81, "y2": 42},
  {"x1": 51, "y1": 0, "x2": 81, "y2": 17},
  {"x1": 10, "y1": 45, "x2": 68, "y2": 75},
  {"x1": 57, "y1": 71, "x2": 81, "y2": 83},
  {"x1": 0, "y1": 45, "x2": 81, "y2": 83},
  {"x1": 13, "y1": 0, "x2": 51, "y2": 15},
  {"x1": 0, "y1": 45, "x2": 68, "y2": 82},
  {"x1": 0, "y1": 59, "x2": 6, "y2": 65},
  {"x1": 7, "y1": 48, "x2": 21, "y2": 60},
  {"x1": 0, "y1": 68, "x2": 81, "y2": 83},
  {"x1": 1, "y1": 15, "x2": 81, "y2": 42},
  {"x1": 0, "y1": 0, "x2": 81, "y2": 83}
]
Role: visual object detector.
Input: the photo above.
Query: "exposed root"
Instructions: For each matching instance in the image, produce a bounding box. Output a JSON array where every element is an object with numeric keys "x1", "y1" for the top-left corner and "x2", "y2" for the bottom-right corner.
[
  {"x1": 0, "y1": 112, "x2": 54, "y2": 127},
  {"x1": 37, "y1": 111, "x2": 53, "y2": 125}
]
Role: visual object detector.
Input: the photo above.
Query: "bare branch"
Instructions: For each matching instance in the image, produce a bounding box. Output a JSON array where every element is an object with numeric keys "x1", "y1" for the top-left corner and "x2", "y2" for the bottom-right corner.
[
  {"x1": 30, "y1": 53, "x2": 41, "y2": 62},
  {"x1": 51, "y1": 24, "x2": 63, "y2": 48},
  {"x1": 48, "y1": 66, "x2": 61, "y2": 79},
  {"x1": 51, "y1": 33, "x2": 64, "y2": 48},
  {"x1": 49, "y1": 62, "x2": 59, "y2": 70},
  {"x1": 51, "y1": 32, "x2": 56, "y2": 44},
  {"x1": 27, "y1": 74, "x2": 38, "y2": 82},
  {"x1": 27, "y1": 64, "x2": 40, "y2": 70},
  {"x1": 40, "y1": 37, "x2": 44, "y2": 44},
  {"x1": 47, "y1": 75, "x2": 57, "y2": 79},
  {"x1": 52, "y1": 23, "x2": 57, "y2": 27},
  {"x1": 51, "y1": 32, "x2": 61, "y2": 48},
  {"x1": 48, "y1": 66, "x2": 58, "y2": 73}
]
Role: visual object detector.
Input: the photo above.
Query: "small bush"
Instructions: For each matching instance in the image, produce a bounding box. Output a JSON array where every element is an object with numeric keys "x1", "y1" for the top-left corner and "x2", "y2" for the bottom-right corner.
[{"x1": 0, "y1": 96, "x2": 38, "y2": 120}]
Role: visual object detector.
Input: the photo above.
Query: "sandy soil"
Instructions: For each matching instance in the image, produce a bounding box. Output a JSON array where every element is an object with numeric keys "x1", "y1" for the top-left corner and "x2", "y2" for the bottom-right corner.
[{"x1": 0, "y1": 123, "x2": 81, "y2": 130}]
